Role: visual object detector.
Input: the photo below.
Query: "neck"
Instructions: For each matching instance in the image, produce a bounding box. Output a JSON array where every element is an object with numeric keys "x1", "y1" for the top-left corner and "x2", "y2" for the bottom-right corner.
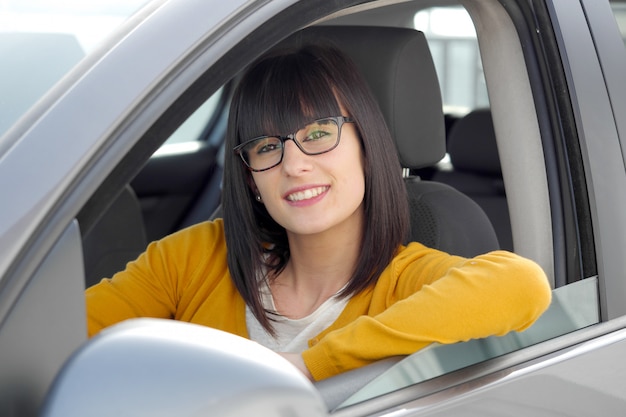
[{"x1": 270, "y1": 214, "x2": 363, "y2": 318}]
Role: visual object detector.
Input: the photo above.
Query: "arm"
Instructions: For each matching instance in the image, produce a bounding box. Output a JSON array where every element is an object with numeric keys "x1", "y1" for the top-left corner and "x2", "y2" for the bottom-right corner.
[
  {"x1": 85, "y1": 240, "x2": 178, "y2": 336},
  {"x1": 302, "y1": 249, "x2": 552, "y2": 380},
  {"x1": 85, "y1": 220, "x2": 228, "y2": 336}
]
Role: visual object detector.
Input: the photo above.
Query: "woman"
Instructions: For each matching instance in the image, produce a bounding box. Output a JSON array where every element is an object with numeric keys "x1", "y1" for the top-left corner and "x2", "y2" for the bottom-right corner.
[{"x1": 86, "y1": 44, "x2": 552, "y2": 381}]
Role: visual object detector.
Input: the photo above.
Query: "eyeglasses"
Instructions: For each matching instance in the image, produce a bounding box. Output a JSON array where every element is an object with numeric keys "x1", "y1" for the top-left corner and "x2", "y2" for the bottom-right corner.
[{"x1": 233, "y1": 116, "x2": 355, "y2": 172}]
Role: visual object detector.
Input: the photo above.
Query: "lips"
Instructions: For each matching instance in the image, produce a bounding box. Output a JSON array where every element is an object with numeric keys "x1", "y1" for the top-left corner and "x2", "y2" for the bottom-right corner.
[{"x1": 285, "y1": 186, "x2": 329, "y2": 202}]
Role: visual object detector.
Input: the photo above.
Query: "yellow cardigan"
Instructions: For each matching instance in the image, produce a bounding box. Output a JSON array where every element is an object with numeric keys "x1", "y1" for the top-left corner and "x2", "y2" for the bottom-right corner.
[{"x1": 85, "y1": 219, "x2": 552, "y2": 381}]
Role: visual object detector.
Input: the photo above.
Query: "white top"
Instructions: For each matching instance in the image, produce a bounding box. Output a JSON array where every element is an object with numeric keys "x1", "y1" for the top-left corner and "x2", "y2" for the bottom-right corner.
[{"x1": 246, "y1": 280, "x2": 349, "y2": 353}]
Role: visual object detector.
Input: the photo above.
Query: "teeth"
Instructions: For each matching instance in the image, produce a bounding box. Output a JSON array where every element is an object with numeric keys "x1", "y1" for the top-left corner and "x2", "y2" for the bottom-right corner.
[{"x1": 287, "y1": 186, "x2": 328, "y2": 202}]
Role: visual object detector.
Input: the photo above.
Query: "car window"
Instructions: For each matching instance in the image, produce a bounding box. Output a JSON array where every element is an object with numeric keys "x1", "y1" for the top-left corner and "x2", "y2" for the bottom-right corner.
[
  {"x1": 414, "y1": 6, "x2": 489, "y2": 116},
  {"x1": 0, "y1": 0, "x2": 150, "y2": 138}
]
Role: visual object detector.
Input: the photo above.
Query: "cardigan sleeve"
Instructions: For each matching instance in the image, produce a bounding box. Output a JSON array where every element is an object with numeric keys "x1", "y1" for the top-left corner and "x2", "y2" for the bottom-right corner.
[
  {"x1": 301, "y1": 248, "x2": 552, "y2": 380},
  {"x1": 85, "y1": 220, "x2": 227, "y2": 337}
]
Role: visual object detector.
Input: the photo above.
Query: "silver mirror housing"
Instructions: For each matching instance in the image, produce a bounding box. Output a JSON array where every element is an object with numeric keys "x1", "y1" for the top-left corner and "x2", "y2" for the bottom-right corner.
[{"x1": 41, "y1": 318, "x2": 328, "y2": 417}]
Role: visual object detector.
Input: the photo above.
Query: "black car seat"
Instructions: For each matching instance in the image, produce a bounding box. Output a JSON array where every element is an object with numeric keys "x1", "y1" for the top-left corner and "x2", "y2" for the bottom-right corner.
[
  {"x1": 432, "y1": 108, "x2": 512, "y2": 251},
  {"x1": 272, "y1": 26, "x2": 500, "y2": 257},
  {"x1": 81, "y1": 185, "x2": 148, "y2": 288}
]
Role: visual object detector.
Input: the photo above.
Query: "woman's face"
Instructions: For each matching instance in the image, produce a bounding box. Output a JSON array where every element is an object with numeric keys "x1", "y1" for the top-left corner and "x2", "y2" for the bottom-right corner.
[{"x1": 250, "y1": 112, "x2": 365, "y2": 239}]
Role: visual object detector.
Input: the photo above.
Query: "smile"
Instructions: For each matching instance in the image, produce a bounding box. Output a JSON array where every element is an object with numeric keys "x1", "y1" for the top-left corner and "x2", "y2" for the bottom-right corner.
[{"x1": 286, "y1": 186, "x2": 329, "y2": 202}]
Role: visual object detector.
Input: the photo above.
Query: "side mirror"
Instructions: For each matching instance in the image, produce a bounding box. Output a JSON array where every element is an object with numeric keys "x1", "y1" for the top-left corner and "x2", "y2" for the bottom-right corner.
[{"x1": 41, "y1": 318, "x2": 328, "y2": 417}]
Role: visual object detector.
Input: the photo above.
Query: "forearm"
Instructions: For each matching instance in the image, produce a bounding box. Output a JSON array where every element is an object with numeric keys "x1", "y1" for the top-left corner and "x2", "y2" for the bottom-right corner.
[{"x1": 303, "y1": 251, "x2": 552, "y2": 380}]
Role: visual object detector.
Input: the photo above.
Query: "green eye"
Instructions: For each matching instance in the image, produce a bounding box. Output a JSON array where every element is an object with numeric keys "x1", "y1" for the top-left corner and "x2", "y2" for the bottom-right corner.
[{"x1": 305, "y1": 130, "x2": 330, "y2": 141}]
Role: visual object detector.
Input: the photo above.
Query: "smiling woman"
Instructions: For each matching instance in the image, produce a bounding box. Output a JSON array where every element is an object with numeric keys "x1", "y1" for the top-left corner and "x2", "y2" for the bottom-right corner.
[
  {"x1": 223, "y1": 43, "x2": 407, "y2": 336},
  {"x1": 85, "y1": 41, "x2": 551, "y2": 383}
]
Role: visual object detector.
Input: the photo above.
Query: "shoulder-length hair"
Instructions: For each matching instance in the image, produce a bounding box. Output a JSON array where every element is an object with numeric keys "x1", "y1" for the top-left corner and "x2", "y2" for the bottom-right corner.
[{"x1": 222, "y1": 43, "x2": 409, "y2": 333}]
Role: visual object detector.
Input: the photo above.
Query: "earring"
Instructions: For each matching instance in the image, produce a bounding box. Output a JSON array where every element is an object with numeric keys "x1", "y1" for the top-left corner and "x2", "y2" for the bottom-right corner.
[{"x1": 255, "y1": 194, "x2": 262, "y2": 202}]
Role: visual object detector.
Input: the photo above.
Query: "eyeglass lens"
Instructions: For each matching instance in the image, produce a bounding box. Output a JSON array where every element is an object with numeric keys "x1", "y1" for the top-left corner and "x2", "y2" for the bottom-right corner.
[{"x1": 241, "y1": 118, "x2": 341, "y2": 171}]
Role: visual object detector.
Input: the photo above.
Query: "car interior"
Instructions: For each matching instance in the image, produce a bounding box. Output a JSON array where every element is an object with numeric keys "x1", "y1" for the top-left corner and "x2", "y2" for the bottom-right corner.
[
  {"x1": 79, "y1": 0, "x2": 533, "y2": 377},
  {"x1": 78, "y1": 21, "x2": 508, "y2": 406},
  {"x1": 79, "y1": 9, "x2": 511, "y2": 288},
  {"x1": 70, "y1": 0, "x2": 608, "y2": 411},
  {"x1": 432, "y1": 108, "x2": 512, "y2": 251},
  {"x1": 81, "y1": 23, "x2": 504, "y2": 286}
]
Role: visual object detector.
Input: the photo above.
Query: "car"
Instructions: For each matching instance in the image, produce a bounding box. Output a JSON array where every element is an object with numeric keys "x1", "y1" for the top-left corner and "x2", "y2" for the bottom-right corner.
[{"x1": 1, "y1": 0, "x2": 626, "y2": 416}]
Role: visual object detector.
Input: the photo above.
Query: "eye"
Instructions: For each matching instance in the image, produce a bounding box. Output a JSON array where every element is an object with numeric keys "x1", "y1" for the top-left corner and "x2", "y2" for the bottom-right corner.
[
  {"x1": 304, "y1": 129, "x2": 331, "y2": 141},
  {"x1": 302, "y1": 120, "x2": 336, "y2": 142},
  {"x1": 253, "y1": 138, "x2": 282, "y2": 154}
]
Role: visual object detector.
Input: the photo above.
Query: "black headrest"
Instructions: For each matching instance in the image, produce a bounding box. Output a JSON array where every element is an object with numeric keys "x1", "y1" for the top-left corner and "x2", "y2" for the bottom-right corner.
[
  {"x1": 279, "y1": 26, "x2": 446, "y2": 169},
  {"x1": 448, "y1": 108, "x2": 501, "y2": 176}
]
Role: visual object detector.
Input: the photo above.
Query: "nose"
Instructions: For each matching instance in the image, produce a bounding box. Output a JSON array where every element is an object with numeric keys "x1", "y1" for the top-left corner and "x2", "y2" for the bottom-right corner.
[{"x1": 280, "y1": 139, "x2": 312, "y2": 175}]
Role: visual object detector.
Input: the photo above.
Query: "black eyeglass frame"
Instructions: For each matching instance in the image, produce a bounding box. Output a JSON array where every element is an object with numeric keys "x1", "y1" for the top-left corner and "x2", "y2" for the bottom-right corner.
[{"x1": 233, "y1": 116, "x2": 355, "y2": 172}]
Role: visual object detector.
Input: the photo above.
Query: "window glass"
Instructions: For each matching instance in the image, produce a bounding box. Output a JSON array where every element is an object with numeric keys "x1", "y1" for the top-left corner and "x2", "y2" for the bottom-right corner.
[
  {"x1": 164, "y1": 89, "x2": 223, "y2": 145},
  {"x1": 339, "y1": 277, "x2": 599, "y2": 409},
  {"x1": 0, "y1": 0, "x2": 150, "y2": 138},
  {"x1": 610, "y1": 1, "x2": 626, "y2": 46},
  {"x1": 414, "y1": 6, "x2": 488, "y2": 115}
]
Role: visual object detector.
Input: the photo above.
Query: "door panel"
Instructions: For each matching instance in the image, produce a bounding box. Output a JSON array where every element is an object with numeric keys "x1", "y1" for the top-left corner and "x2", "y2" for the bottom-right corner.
[
  {"x1": 0, "y1": 221, "x2": 86, "y2": 417},
  {"x1": 399, "y1": 326, "x2": 626, "y2": 416}
]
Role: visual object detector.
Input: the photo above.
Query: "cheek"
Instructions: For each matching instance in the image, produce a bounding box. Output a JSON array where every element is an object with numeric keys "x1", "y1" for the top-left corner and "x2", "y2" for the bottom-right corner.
[
  {"x1": 251, "y1": 172, "x2": 281, "y2": 212},
  {"x1": 339, "y1": 150, "x2": 366, "y2": 197},
  {"x1": 250, "y1": 172, "x2": 271, "y2": 194},
  {"x1": 354, "y1": 170, "x2": 366, "y2": 200}
]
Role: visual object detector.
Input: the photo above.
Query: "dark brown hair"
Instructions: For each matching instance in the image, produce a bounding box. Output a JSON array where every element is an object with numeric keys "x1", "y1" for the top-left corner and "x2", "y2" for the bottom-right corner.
[{"x1": 222, "y1": 43, "x2": 409, "y2": 333}]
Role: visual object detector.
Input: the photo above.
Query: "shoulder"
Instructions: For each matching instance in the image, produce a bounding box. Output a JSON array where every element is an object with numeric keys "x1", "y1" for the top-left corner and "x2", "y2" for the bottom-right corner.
[
  {"x1": 158, "y1": 218, "x2": 225, "y2": 245},
  {"x1": 393, "y1": 241, "x2": 453, "y2": 260},
  {"x1": 147, "y1": 219, "x2": 227, "y2": 262},
  {"x1": 390, "y1": 242, "x2": 465, "y2": 276},
  {"x1": 367, "y1": 243, "x2": 461, "y2": 299},
  {"x1": 389, "y1": 243, "x2": 543, "y2": 277}
]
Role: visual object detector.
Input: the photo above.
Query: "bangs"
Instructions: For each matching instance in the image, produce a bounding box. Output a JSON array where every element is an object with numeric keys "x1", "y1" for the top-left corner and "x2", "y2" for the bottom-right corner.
[{"x1": 235, "y1": 48, "x2": 343, "y2": 143}]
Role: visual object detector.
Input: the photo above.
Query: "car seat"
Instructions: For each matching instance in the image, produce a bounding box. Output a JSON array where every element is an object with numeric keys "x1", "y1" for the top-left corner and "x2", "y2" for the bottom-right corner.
[
  {"x1": 276, "y1": 26, "x2": 500, "y2": 257},
  {"x1": 81, "y1": 185, "x2": 148, "y2": 288},
  {"x1": 432, "y1": 108, "x2": 512, "y2": 251}
]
